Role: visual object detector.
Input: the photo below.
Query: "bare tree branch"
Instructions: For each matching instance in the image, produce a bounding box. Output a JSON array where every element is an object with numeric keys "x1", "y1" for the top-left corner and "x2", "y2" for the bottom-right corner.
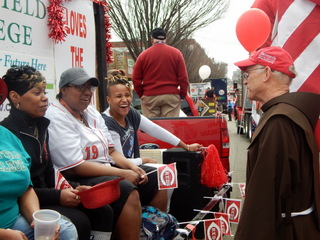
[
  {"x1": 107, "y1": 0, "x2": 230, "y2": 60},
  {"x1": 177, "y1": 40, "x2": 228, "y2": 82}
]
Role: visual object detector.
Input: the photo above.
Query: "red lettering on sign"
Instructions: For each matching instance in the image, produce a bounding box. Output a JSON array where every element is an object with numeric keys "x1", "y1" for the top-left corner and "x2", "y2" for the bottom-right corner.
[
  {"x1": 70, "y1": 46, "x2": 84, "y2": 67},
  {"x1": 63, "y1": 8, "x2": 87, "y2": 38}
]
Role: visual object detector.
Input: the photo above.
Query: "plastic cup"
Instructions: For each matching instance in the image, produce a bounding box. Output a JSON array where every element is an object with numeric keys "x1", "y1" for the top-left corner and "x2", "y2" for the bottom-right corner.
[{"x1": 33, "y1": 209, "x2": 61, "y2": 240}]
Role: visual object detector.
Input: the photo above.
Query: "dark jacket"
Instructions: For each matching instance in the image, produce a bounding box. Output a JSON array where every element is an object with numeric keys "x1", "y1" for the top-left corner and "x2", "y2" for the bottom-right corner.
[{"x1": 0, "y1": 107, "x2": 61, "y2": 206}]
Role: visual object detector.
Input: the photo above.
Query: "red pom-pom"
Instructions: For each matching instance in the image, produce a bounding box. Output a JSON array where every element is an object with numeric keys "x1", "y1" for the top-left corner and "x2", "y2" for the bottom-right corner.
[{"x1": 201, "y1": 144, "x2": 228, "y2": 188}]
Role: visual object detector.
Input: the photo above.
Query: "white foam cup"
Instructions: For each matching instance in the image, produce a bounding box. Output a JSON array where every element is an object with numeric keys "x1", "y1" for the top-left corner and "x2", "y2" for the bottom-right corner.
[{"x1": 33, "y1": 209, "x2": 61, "y2": 240}]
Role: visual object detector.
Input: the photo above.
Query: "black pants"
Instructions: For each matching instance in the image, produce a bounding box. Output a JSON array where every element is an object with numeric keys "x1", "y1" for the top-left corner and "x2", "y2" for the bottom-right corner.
[
  {"x1": 68, "y1": 165, "x2": 158, "y2": 225},
  {"x1": 228, "y1": 109, "x2": 232, "y2": 121}
]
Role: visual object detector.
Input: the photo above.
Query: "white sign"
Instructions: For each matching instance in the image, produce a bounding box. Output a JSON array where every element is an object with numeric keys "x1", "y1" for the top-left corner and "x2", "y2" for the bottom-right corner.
[
  {"x1": 0, "y1": 0, "x2": 55, "y2": 119},
  {"x1": 190, "y1": 82, "x2": 211, "y2": 98},
  {"x1": 54, "y1": 0, "x2": 96, "y2": 88},
  {"x1": 0, "y1": 0, "x2": 97, "y2": 120}
]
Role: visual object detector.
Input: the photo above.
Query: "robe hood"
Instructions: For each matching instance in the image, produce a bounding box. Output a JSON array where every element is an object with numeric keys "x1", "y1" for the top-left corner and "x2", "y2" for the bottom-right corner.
[{"x1": 262, "y1": 92, "x2": 320, "y2": 130}]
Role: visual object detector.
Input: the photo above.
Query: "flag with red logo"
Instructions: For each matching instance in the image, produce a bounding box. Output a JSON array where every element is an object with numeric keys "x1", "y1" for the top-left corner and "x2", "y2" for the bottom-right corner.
[
  {"x1": 239, "y1": 183, "x2": 246, "y2": 198},
  {"x1": 224, "y1": 199, "x2": 241, "y2": 223},
  {"x1": 55, "y1": 168, "x2": 73, "y2": 189},
  {"x1": 204, "y1": 219, "x2": 222, "y2": 240},
  {"x1": 157, "y1": 163, "x2": 178, "y2": 190},
  {"x1": 214, "y1": 212, "x2": 232, "y2": 236}
]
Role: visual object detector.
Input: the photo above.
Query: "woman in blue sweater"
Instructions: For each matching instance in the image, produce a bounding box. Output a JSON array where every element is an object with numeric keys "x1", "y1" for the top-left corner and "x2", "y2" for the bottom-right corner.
[{"x1": 0, "y1": 77, "x2": 77, "y2": 239}]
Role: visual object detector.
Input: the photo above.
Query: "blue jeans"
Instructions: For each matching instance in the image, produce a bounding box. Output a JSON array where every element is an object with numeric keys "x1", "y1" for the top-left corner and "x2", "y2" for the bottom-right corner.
[{"x1": 12, "y1": 214, "x2": 78, "y2": 240}]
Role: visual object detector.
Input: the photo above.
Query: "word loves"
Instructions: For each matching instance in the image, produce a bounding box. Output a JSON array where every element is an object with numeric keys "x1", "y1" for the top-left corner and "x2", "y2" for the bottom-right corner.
[
  {"x1": 62, "y1": 7, "x2": 87, "y2": 68},
  {"x1": 62, "y1": 7, "x2": 87, "y2": 38}
]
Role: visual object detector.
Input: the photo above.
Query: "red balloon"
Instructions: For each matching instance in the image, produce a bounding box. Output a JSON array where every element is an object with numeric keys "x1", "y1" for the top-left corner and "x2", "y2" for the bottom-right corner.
[{"x1": 236, "y1": 8, "x2": 271, "y2": 52}]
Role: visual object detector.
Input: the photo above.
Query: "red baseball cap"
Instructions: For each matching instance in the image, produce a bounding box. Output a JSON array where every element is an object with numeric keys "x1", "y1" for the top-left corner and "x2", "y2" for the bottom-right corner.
[{"x1": 234, "y1": 46, "x2": 296, "y2": 78}]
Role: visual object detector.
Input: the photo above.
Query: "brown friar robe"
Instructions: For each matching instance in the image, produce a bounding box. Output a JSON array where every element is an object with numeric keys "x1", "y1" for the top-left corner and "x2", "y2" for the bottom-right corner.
[{"x1": 235, "y1": 92, "x2": 320, "y2": 240}]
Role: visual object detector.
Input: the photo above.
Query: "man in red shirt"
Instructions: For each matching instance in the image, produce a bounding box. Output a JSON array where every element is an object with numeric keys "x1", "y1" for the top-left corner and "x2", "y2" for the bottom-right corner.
[{"x1": 132, "y1": 28, "x2": 189, "y2": 118}]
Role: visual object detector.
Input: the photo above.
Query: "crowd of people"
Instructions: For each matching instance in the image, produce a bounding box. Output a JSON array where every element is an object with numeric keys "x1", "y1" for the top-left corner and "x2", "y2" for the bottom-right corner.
[
  {"x1": 0, "y1": 24, "x2": 319, "y2": 240},
  {"x1": 0, "y1": 61, "x2": 201, "y2": 239}
]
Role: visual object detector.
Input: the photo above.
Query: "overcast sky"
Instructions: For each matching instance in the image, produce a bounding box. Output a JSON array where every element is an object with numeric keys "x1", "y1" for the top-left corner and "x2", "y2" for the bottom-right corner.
[{"x1": 193, "y1": 0, "x2": 255, "y2": 78}]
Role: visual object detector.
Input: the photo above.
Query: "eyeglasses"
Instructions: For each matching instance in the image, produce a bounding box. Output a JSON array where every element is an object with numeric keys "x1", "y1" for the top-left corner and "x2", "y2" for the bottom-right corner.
[
  {"x1": 243, "y1": 67, "x2": 265, "y2": 79},
  {"x1": 67, "y1": 84, "x2": 97, "y2": 92}
]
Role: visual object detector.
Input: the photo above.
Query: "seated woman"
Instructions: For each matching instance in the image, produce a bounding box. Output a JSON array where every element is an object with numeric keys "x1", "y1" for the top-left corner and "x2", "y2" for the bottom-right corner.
[
  {"x1": 45, "y1": 67, "x2": 168, "y2": 240},
  {"x1": 0, "y1": 66, "x2": 113, "y2": 240},
  {"x1": 0, "y1": 78, "x2": 77, "y2": 240},
  {"x1": 102, "y1": 69, "x2": 202, "y2": 166}
]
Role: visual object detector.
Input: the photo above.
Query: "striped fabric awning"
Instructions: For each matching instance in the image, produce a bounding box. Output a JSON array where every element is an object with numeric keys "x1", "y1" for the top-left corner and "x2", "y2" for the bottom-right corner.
[{"x1": 252, "y1": 0, "x2": 320, "y2": 94}]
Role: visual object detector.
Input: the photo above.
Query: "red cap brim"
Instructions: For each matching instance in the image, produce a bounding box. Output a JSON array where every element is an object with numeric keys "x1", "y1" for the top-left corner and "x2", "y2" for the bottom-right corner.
[{"x1": 234, "y1": 59, "x2": 257, "y2": 71}]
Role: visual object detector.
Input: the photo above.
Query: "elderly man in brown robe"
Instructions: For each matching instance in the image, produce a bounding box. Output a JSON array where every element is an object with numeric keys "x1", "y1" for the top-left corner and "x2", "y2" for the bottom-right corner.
[{"x1": 234, "y1": 46, "x2": 320, "y2": 240}]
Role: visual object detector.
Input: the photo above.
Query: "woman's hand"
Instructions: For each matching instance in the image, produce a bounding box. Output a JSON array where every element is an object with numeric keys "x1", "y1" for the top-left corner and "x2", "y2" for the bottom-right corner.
[
  {"x1": 75, "y1": 185, "x2": 91, "y2": 192},
  {"x1": 30, "y1": 220, "x2": 60, "y2": 240},
  {"x1": 60, "y1": 188, "x2": 81, "y2": 207},
  {"x1": 0, "y1": 229, "x2": 28, "y2": 240},
  {"x1": 188, "y1": 143, "x2": 203, "y2": 151},
  {"x1": 121, "y1": 169, "x2": 147, "y2": 185},
  {"x1": 53, "y1": 225, "x2": 61, "y2": 240},
  {"x1": 178, "y1": 141, "x2": 203, "y2": 152},
  {"x1": 141, "y1": 157, "x2": 157, "y2": 164},
  {"x1": 131, "y1": 166, "x2": 148, "y2": 185}
]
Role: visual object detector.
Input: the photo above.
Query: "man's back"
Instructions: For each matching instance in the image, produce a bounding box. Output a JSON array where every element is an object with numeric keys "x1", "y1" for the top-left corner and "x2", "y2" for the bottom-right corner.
[
  {"x1": 132, "y1": 27, "x2": 189, "y2": 118},
  {"x1": 132, "y1": 43, "x2": 188, "y2": 98}
]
